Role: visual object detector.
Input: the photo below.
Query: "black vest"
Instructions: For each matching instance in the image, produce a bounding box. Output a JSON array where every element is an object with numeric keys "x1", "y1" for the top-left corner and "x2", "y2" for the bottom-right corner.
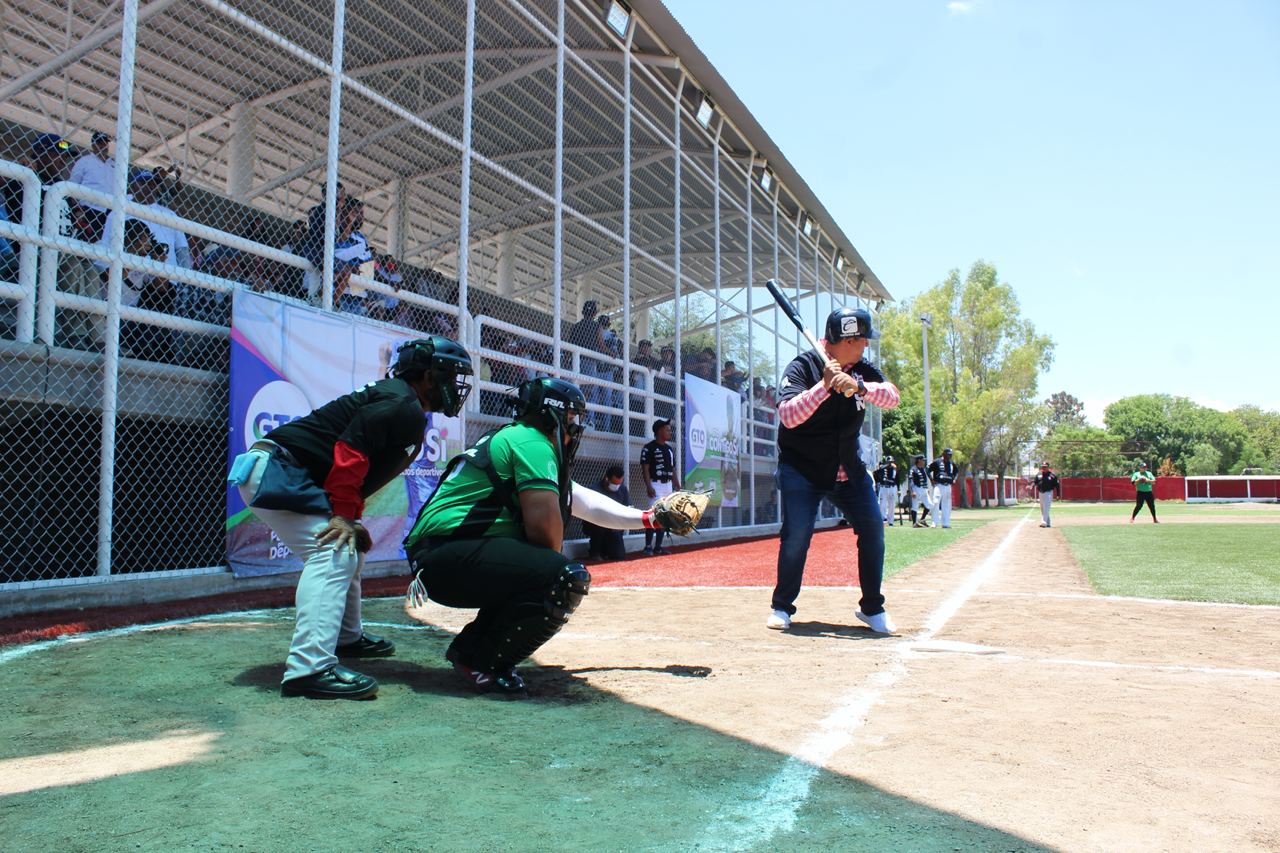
[{"x1": 776, "y1": 351, "x2": 878, "y2": 489}]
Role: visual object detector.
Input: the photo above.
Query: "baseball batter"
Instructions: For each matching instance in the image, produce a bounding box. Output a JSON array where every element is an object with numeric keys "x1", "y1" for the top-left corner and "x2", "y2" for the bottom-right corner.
[
  {"x1": 927, "y1": 448, "x2": 959, "y2": 528},
  {"x1": 1032, "y1": 461, "x2": 1061, "y2": 528},
  {"x1": 908, "y1": 454, "x2": 934, "y2": 527},
  {"x1": 768, "y1": 307, "x2": 901, "y2": 635},
  {"x1": 874, "y1": 455, "x2": 900, "y2": 526},
  {"x1": 228, "y1": 337, "x2": 473, "y2": 700}
]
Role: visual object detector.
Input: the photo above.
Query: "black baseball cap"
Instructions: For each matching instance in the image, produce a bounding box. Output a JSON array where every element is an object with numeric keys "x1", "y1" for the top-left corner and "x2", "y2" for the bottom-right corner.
[
  {"x1": 943, "y1": 447, "x2": 953, "y2": 455},
  {"x1": 652, "y1": 418, "x2": 672, "y2": 435}
]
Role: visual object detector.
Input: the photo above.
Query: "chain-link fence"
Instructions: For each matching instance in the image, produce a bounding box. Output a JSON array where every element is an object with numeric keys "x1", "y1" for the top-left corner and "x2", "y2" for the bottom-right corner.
[{"x1": 1, "y1": 0, "x2": 886, "y2": 587}]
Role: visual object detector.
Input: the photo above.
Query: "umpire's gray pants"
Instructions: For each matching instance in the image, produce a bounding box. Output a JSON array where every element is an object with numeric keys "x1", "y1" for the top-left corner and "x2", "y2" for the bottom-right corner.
[
  {"x1": 238, "y1": 448, "x2": 365, "y2": 682},
  {"x1": 1040, "y1": 491, "x2": 1053, "y2": 526}
]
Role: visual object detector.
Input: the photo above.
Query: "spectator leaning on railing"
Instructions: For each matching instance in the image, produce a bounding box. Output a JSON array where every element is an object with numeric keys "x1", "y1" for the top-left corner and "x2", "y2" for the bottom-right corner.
[{"x1": 69, "y1": 132, "x2": 114, "y2": 242}]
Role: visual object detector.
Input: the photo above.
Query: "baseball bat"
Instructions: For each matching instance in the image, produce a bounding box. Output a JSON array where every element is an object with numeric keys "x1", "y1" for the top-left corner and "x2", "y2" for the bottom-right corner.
[{"x1": 765, "y1": 278, "x2": 854, "y2": 397}]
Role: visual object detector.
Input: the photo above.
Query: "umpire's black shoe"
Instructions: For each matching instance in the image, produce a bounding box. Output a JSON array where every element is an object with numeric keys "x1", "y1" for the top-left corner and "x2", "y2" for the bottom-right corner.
[
  {"x1": 281, "y1": 665, "x2": 378, "y2": 700},
  {"x1": 335, "y1": 632, "x2": 396, "y2": 658}
]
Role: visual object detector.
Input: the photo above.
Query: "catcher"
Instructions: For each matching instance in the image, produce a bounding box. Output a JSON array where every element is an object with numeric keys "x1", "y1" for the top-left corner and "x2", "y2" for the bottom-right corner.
[{"x1": 403, "y1": 377, "x2": 706, "y2": 695}]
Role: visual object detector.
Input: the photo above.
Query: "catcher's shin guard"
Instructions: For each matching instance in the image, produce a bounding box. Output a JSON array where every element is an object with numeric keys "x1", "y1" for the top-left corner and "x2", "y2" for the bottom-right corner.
[{"x1": 492, "y1": 563, "x2": 591, "y2": 669}]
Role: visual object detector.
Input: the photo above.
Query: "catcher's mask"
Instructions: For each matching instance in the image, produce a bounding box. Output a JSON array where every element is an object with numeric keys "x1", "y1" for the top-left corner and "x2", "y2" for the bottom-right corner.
[
  {"x1": 390, "y1": 337, "x2": 474, "y2": 417},
  {"x1": 512, "y1": 377, "x2": 588, "y2": 465}
]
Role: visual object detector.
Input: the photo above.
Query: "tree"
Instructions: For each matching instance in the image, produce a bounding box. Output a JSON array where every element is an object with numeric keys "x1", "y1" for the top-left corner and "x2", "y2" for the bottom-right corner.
[
  {"x1": 878, "y1": 261, "x2": 1054, "y2": 508},
  {"x1": 1105, "y1": 394, "x2": 1248, "y2": 474},
  {"x1": 1229, "y1": 405, "x2": 1280, "y2": 472},
  {"x1": 1045, "y1": 391, "x2": 1087, "y2": 430},
  {"x1": 1183, "y1": 443, "x2": 1222, "y2": 476},
  {"x1": 1229, "y1": 442, "x2": 1268, "y2": 475},
  {"x1": 1037, "y1": 424, "x2": 1130, "y2": 477}
]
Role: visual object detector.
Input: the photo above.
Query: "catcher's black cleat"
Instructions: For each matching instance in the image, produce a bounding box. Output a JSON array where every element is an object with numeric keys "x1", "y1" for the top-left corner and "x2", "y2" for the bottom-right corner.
[
  {"x1": 281, "y1": 664, "x2": 378, "y2": 700},
  {"x1": 335, "y1": 632, "x2": 396, "y2": 658},
  {"x1": 446, "y1": 646, "x2": 527, "y2": 696}
]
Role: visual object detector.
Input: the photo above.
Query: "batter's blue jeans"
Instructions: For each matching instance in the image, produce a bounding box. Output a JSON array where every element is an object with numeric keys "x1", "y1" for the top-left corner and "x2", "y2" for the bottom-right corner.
[{"x1": 772, "y1": 460, "x2": 886, "y2": 617}]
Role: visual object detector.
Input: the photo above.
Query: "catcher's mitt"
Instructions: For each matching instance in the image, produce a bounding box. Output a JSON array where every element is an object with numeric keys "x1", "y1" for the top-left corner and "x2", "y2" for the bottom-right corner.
[{"x1": 649, "y1": 490, "x2": 711, "y2": 536}]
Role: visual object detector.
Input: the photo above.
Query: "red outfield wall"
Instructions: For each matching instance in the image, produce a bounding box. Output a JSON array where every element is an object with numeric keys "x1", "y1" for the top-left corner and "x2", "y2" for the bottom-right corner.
[{"x1": 1051, "y1": 477, "x2": 1185, "y2": 501}]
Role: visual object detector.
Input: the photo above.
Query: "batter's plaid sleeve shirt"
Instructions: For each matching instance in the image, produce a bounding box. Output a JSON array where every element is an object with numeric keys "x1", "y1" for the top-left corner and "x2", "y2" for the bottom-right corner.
[{"x1": 777, "y1": 364, "x2": 900, "y2": 482}]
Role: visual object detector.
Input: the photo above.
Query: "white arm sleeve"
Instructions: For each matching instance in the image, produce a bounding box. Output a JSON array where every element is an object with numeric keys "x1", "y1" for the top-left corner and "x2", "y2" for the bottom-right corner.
[{"x1": 570, "y1": 480, "x2": 648, "y2": 530}]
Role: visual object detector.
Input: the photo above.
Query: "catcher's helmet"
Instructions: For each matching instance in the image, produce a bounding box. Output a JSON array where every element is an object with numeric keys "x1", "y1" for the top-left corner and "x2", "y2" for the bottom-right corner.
[
  {"x1": 513, "y1": 377, "x2": 589, "y2": 465},
  {"x1": 825, "y1": 306, "x2": 879, "y2": 341},
  {"x1": 390, "y1": 337, "x2": 474, "y2": 417}
]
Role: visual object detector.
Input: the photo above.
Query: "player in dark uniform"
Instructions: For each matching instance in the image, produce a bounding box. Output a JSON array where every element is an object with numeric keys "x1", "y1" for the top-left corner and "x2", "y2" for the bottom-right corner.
[
  {"x1": 1032, "y1": 461, "x2": 1061, "y2": 528},
  {"x1": 640, "y1": 418, "x2": 680, "y2": 555},
  {"x1": 908, "y1": 455, "x2": 933, "y2": 527},
  {"x1": 874, "y1": 455, "x2": 900, "y2": 526},
  {"x1": 927, "y1": 448, "x2": 959, "y2": 528},
  {"x1": 767, "y1": 307, "x2": 901, "y2": 634},
  {"x1": 228, "y1": 337, "x2": 473, "y2": 699}
]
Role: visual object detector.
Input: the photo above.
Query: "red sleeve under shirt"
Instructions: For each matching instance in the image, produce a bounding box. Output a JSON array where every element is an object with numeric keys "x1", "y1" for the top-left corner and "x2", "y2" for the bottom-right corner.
[{"x1": 324, "y1": 440, "x2": 370, "y2": 520}]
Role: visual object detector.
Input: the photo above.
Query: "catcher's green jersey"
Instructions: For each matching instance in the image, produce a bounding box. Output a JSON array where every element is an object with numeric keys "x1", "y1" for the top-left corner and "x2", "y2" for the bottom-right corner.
[{"x1": 407, "y1": 423, "x2": 560, "y2": 543}]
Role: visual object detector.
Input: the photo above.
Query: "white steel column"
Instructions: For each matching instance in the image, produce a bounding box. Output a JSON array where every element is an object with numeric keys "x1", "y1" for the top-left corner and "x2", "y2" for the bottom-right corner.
[
  {"x1": 552, "y1": 0, "x2": 565, "y2": 374},
  {"x1": 672, "y1": 74, "x2": 685, "y2": 454},
  {"x1": 320, "y1": 0, "x2": 347, "y2": 312},
  {"x1": 387, "y1": 177, "x2": 407, "y2": 261},
  {"x1": 496, "y1": 230, "x2": 515, "y2": 297},
  {"x1": 97, "y1": 0, "x2": 142, "y2": 577},
  {"x1": 745, "y1": 155, "x2": 755, "y2": 526},
  {"x1": 459, "y1": 0, "x2": 475, "y2": 365},
  {"x1": 621, "y1": 24, "x2": 634, "y2": 463},
  {"x1": 226, "y1": 102, "x2": 256, "y2": 202},
  {"x1": 713, "y1": 124, "x2": 722, "y2": 373}
]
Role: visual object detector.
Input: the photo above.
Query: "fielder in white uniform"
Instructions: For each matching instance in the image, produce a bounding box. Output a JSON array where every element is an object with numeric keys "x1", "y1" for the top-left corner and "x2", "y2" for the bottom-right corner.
[
  {"x1": 874, "y1": 455, "x2": 900, "y2": 526},
  {"x1": 908, "y1": 454, "x2": 934, "y2": 527},
  {"x1": 927, "y1": 448, "x2": 959, "y2": 529}
]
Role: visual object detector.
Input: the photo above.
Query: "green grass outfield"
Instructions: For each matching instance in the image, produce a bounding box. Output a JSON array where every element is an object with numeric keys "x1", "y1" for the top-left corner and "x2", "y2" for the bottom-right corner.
[
  {"x1": 1059, "y1": 522, "x2": 1280, "y2": 605},
  {"x1": 881, "y1": 514, "x2": 1000, "y2": 577}
]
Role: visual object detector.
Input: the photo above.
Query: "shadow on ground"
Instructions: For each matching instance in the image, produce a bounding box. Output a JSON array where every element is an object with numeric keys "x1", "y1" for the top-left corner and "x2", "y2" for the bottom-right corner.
[{"x1": 0, "y1": 599, "x2": 1049, "y2": 852}]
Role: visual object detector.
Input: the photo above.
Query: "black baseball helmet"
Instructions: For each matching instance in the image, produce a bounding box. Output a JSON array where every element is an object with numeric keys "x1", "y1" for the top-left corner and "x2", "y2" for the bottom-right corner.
[
  {"x1": 825, "y1": 306, "x2": 879, "y2": 341},
  {"x1": 884, "y1": 455, "x2": 893, "y2": 462},
  {"x1": 390, "y1": 337, "x2": 473, "y2": 417},
  {"x1": 914, "y1": 454, "x2": 926, "y2": 461},
  {"x1": 513, "y1": 377, "x2": 589, "y2": 465},
  {"x1": 943, "y1": 447, "x2": 953, "y2": 455}
]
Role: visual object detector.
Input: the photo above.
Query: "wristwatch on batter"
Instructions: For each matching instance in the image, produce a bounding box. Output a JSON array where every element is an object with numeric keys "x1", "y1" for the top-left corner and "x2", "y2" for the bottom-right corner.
[{"x1": 854, "y1": 376, "x2": 866, "y2": 396}]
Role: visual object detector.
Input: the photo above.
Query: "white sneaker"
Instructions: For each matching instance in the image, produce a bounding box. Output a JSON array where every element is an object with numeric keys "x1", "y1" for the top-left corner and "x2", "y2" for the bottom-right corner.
[
  {"x1": 766, "y1": 609, "x2": 791, "y2": 630},
  {"x1": 856, "y1": 610, "x2": 897, "y2": 634}
]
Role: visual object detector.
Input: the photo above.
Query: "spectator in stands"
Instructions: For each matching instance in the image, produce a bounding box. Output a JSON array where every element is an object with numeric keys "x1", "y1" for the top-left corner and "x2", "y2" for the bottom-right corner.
[
  {"x1": 334, "y1": 198, "x2": 373, "y2": 314},
  {"x1": 119, "y1": 218, "x2": 176, "y2": 362},
  {"x1": 480, "y1": 336, "x2": 527, "y2": 415},
  {"x1": 633, "y1": 338, "x2": 660, "y2": 374},
  {"x1": 301, "y1": 181, "x2": 348, "y2": 302},
  {"x1": 658, "y1": 344, "x2": 677, "y2": 376},
  {"x1": 583, "y1": 465, "x2": 630, "y2": 562},
  {"x1": 721, "y1": 360, "x2": 746, "y2": 394},
  {"x1": 69, "y1": 132, "x2": 114, "y2": 242},
  {"x1": 597, "y1": 314, "x2": 623, "y2": 431},
  {"x1": 2, "y1": 134, "x2": 72, "y2": 339},
  {"x1": 567, "y1": 299, "x2": 605, "y2": 372},
  {"x1": 366, "y1": 254, "x2": 403, "y2": 322},
  {"x1": 688, "y1": 347, "x2": 716, "y2": 381}
]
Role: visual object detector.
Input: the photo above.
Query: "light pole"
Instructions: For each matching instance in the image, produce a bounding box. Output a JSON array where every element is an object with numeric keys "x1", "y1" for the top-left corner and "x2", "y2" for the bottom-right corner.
[{"x1": 920, "y1": 313, "x2": 934, "y2": 465}]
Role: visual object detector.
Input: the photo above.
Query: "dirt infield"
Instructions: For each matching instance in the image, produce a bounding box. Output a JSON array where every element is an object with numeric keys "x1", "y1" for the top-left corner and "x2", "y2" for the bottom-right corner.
[{"x1": 2, "y1": 515, "x2": 1277, "y2": 851}]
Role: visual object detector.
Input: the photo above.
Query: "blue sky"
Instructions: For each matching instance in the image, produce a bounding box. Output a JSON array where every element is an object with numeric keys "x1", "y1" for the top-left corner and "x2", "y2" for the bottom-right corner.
[{"x1": 662, "y1": 0, "x2": 1280, "y2": 423}]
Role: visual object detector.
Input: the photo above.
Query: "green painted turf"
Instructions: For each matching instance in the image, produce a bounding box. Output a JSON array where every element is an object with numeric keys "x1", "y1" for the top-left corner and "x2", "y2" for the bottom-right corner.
[
  {"x1": 0, "y1": 600, "x2": 1049, "y2": 853},
  {"x1": 1060, "y1": 524, "x2": 1280, "y2": 605}
]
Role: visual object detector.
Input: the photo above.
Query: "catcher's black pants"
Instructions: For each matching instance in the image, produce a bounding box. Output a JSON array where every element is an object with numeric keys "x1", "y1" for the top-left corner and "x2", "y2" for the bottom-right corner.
[
  {"x1": 1132, "y1": 492, "x2": 1157, "y2": 520},
  {"x1": 412, "y1": 536, "x2": 570, "y2": 670}
]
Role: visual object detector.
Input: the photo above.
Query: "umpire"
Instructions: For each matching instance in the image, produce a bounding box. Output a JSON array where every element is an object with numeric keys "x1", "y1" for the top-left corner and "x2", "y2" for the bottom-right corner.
[
  {"x1": 767, "y1": 307, "x2": 901, "y2": 634},
  {"x1": 229, "y1": 336, "x2": 473, "y2": 700}
]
